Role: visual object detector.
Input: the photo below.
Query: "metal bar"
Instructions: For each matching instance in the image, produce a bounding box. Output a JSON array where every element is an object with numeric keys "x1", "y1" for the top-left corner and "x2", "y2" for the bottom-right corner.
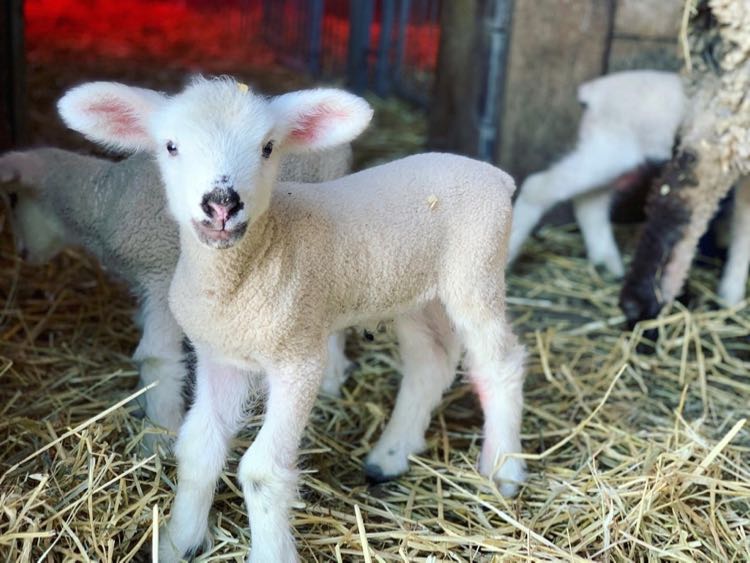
[
  {"x1": 392, "y1": 0, "x2": 410, "y2": 80},
  {"x1": 347, "y1": 0, "x2": 375, "y2": 92},
  {"x1": 375, "y1": 0, "x2": 396, "y2": 95},
  {"x1": 309, "y1": 0, "x2": 325, "y2": 77},
  {"x1": 477, "y1": 0, "x2": 513, "y2": 162}
]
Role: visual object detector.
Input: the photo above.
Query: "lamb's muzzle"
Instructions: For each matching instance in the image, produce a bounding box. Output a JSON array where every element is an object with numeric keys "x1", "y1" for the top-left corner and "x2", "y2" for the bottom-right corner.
[{"x1": 196, "y1": 186, "x2": 247, "y2": 247}]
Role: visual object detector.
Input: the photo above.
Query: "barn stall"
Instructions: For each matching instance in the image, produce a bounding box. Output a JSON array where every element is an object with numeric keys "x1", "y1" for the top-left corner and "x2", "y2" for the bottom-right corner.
[{"x1": 0, "y1": 0, "x2": 748, "y2": 561}]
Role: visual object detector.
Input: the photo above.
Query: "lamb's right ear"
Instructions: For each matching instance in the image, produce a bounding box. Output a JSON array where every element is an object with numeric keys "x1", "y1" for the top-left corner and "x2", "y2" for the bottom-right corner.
[{"x1": 57, "y1": 82, "x2": 167, "y2": 153}]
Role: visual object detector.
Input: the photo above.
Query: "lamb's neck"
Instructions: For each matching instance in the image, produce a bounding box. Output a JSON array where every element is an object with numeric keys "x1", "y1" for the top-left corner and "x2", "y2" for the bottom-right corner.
[{"x1": 177, "y1": 213, "x2": 276, "y2": 292}]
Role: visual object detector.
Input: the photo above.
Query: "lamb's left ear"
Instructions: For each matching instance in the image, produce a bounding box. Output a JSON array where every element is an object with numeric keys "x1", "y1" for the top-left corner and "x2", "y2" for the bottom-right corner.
[
  {"x1": 57, "y1": 82, "x2": 168, "y2": 153},
  {"x1": 269, "y1": 89, "x2": 373, "y2": 152}
]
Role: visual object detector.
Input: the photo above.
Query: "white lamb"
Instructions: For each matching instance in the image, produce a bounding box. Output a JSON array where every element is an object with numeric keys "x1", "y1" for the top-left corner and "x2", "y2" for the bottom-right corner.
[
  {"x1": 0, "y1": 144, "x2": 354, "y2": 448},
  {"x1": 508, "y1": 70, "x2": 687, "y2": 277},
  {"x1": 58, "y1": 77, "x2": 527, "y2": 562}
]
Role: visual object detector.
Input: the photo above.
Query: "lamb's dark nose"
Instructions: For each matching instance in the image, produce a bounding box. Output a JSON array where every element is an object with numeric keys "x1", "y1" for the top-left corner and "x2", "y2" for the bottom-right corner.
[{"x1": 201, "y1": 188, "x2": 243, "y2": 222}]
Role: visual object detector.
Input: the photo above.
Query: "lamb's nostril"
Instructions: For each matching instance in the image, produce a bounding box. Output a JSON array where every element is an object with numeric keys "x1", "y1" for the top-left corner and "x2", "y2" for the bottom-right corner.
[
  {"x1": 201, "y1": 188, "x2": 244, "y2": 222},
  {"x1": 208, "y1": 201, "x2": 232, "y2": 222}
]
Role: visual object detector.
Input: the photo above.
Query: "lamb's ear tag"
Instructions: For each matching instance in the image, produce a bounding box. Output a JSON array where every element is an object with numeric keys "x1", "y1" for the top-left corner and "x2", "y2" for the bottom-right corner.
[{"x1": 237, "y1": 83, "x2": 249, "y2": 94}]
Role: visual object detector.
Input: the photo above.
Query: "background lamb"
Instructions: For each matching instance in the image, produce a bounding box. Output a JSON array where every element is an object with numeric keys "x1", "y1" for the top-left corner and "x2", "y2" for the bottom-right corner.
[
  {"x1": 0, "y1": 143, "x2": 355, "y2": 448},
  {"x1": 57, "y1": 77, "x2": 527, "y2": 562},
  {"x1": 508, "y1": 70, "x2": 686, "y2": 277},
  {"x1": 619, "y1": 0, "x2": 750, "y2": 327},
  {"x1": 508, "y1": 66, "x2": 749, "y2": 316}
]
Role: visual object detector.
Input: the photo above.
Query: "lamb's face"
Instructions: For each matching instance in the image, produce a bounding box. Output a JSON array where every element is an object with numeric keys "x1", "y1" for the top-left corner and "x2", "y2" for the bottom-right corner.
[{"x1": 150, "y1": 81, "x2": 279, "y2": 249}]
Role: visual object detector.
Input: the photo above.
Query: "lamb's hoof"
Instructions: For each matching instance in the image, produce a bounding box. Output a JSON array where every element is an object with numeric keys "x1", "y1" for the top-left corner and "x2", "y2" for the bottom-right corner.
[
  {"x1": 635, "y1": 330, "x2": 658, "y2": 355},
  {"x1": 140, "y1": 430, "x2": 174, "y2": 457},
  {"x1": 158, "y1": 526, "x2": 208, "y2": 563},
  {"x1": 480, "y1": 455, "x2": 526, "y2": 498},
  {"x1": 619, "y1": 285, "x2": 662, "y2": 330},
  {"x1": 363, "y1": 463, "x2": 394, "y2": 484},
  {"x1": 364, "y1": 441, "x2": 414, "y2": 483},
  {"x1": 592, "y1": 254, "x2": 624, "y2": 278}
]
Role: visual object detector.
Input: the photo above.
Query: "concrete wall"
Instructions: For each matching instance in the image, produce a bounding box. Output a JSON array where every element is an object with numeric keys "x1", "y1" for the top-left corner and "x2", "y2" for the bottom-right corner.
[
  {"x1": 497, "y1": 0, "x2": 683, "y2": 181},
  {"x1": 608, "y1": 0, "x2": 683, "y2": 72}
]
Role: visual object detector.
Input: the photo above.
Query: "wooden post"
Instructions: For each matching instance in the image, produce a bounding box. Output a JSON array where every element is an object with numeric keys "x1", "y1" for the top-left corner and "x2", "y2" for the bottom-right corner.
[
  {"x1": 426, "y1": 0, "x2": 483, "y2": 156},
  {"x1": 0, "y1": 0, "x2": 26, "y2": 150},
  {"x1": 497, "y1": 0, "x2": 613, "y2": 180}
]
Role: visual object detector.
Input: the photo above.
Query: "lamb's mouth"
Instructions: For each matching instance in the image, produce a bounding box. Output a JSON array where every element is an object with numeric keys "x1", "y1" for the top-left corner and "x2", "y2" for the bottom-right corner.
[{"x1": 192, "y1": 220, "x2": 248, "y2": 249}]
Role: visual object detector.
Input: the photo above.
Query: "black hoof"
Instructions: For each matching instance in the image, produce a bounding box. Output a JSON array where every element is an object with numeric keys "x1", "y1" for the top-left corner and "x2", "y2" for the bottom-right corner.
[
  {"x1": 619, "y1": 284, "x2": 663, "y2": 330},
  {"x1": 363, "y1": 463, "x2": 393, "y2": 484},
  {"x1": 635, "y1": 329, "x2": 658, "y2": 355}
]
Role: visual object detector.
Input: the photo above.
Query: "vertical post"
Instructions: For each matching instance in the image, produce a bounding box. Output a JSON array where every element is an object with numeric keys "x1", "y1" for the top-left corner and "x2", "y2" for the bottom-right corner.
[
  {"x1": 308, "y1": 0, "x2": 325, "y2": 77},
  {"x1": 392, "y1": 0, "x2": 410, "y2": 81},
  {"x1": 262, "y1": 0, "x2": 274, "y2": 46},
  {"x1": 347, "y1": 0, "x2": 374, "y2": 93},
  {"x1": 375, "y1": 0, "x2": 396, "y2": 95},
  {"x1": 497, "y1": 0, "x2": 613, "y2": 178},
  {"x1": 426, "y1": 0, "x2": 483, "y2": 156},
  {"x1": 0, "y1": 0, "x2": 26, "y2": 149},
  {"x1": 477, "y1": 0, "x2": 513, "y2": 162}
]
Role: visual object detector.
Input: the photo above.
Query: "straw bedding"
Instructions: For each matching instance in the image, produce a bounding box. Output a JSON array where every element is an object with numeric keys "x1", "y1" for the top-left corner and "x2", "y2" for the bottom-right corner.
[
  {"x1": 1, "y1": 2, "x2": 748, "y2": 559},
  {"x1": 1, "y1": 217, "x2": 748, "y2": 561}
]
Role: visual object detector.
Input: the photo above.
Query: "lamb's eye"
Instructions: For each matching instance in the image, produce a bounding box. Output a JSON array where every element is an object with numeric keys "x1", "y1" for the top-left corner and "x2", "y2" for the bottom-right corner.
[
  {"x1": 262, "y1": 141, "x2": 274, "y2": 159},
  {"x1": 166, "y1": 141, "x2": 178, "y2": 156}
]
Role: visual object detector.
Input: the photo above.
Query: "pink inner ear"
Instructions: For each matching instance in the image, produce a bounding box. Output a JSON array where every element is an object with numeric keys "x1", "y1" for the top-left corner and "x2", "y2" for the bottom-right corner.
[
  {"x1": 85, "y1": 98, "x2": 146, "y2": 138},
  {"x1": 290, "y1": 106, "x2": 348, "y2": 142}
]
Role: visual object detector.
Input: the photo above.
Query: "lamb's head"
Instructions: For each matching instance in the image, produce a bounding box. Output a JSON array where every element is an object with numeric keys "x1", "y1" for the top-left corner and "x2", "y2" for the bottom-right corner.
[
  {"x1": 58, "y1": 77, "x2": 373, "y2": 249},
  {"x1": 0, "y1": 151, "x2": 70, "y2": 264}
]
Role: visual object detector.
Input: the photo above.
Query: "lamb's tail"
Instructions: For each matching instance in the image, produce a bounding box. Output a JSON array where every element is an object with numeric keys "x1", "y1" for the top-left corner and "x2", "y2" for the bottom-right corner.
[{"x1": 0, "y1": 151, "x2": 42, "y2": 193}]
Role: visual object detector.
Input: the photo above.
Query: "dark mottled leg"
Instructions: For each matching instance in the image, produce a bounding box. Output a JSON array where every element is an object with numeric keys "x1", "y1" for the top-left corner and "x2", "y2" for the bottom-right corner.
[{"x1": 619, "y1": 155, "x2": 693, "y2": 328}]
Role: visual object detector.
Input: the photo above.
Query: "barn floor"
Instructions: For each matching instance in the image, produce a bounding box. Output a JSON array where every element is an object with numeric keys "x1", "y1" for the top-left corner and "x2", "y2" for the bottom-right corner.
[{"x1": 1, "y1": 1, "x2": 749, "y2": 560}]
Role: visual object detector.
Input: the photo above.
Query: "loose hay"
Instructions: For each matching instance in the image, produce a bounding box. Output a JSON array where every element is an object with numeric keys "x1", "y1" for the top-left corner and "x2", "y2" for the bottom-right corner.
[{"x1": 0, "y1": 220, "x2": 748, "y2": 562}]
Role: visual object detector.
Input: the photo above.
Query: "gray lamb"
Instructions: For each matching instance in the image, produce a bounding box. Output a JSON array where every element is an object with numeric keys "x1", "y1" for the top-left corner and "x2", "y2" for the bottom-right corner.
[{"x1": 0, "y1": 146, "x2": 354, "y2": 448}]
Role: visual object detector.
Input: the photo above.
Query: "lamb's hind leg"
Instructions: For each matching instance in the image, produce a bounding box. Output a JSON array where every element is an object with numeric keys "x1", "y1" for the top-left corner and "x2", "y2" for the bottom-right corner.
[
  {"x1": 718, "y1": 175, "x2": 750, "y2": 305},
  {"x1": 320, "y1": 331, "x2": 355, "y2": 397},
  {"x1": 445, "y1": 297, "x2": 526, "y2": 497},
  {"x1": 364, "y1": 301, "x2": 460, "y2": 482},
  {"x1": 573, "y1": 189, "x2": 623, "y2": 276}
]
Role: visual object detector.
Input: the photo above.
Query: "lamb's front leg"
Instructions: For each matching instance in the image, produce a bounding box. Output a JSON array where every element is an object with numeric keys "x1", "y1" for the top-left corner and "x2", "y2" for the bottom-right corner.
[
  {"x1": 159, "y1": 351, "x2": 253, "y2": 562},
  {"x1": 133, "y1": 288, "x2": 187, "y2": 450},
  {"x1": 238, "y1": 356, "x2": 325, "y2": 563}
]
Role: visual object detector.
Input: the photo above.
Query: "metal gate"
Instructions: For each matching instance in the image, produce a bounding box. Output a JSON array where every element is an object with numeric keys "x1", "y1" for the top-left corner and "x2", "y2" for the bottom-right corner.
[{"x1": 261, "y1": 0, "x2": 441, "y2": 106}]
